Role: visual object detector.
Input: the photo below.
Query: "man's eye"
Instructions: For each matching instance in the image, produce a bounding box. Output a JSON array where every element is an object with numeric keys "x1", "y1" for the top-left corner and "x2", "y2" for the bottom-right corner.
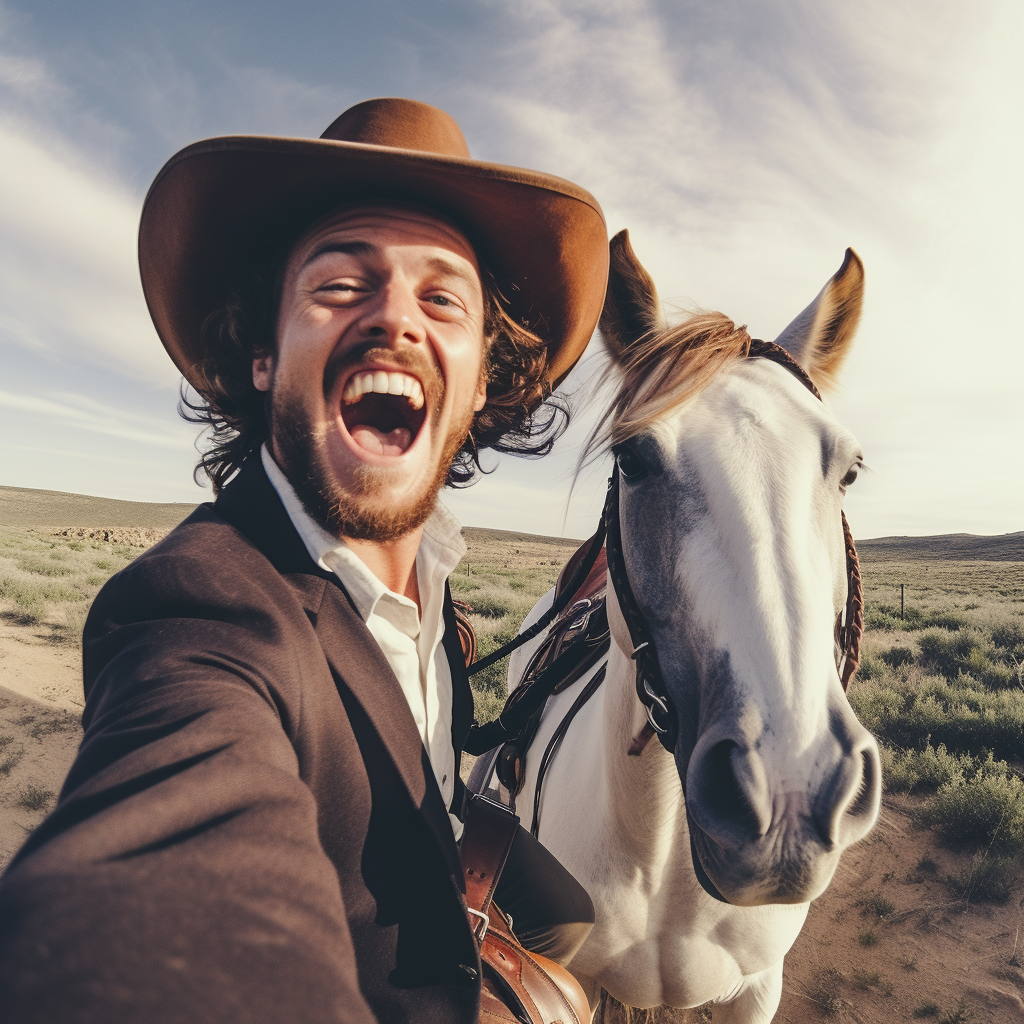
[{"x1": 425, "y1": 295, "x2": 453, "y2": 307}]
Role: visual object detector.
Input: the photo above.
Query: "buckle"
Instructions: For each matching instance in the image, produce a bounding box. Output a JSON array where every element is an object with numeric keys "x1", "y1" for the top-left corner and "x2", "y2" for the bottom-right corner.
[
  {"x1": 467, "y1": 907, "x2": 489, "y2": 941},
  {"x1": 642, "y1": 677, "x2": 671, "y2": 735}
]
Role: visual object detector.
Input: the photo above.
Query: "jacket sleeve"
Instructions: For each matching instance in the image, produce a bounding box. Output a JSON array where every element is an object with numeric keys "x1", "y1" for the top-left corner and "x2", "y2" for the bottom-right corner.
[{"x1": 0, "y1": 543, "x2": 378, "y2": 1024}]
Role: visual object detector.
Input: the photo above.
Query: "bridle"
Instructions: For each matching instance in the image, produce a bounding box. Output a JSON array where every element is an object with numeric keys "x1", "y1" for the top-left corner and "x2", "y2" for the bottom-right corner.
[
  {"x1": 467, "y1": 339, "x2": 864, "y2": 791},
  {"x1": 606, "y1": 338, "x2": 864, "y2": 754}
]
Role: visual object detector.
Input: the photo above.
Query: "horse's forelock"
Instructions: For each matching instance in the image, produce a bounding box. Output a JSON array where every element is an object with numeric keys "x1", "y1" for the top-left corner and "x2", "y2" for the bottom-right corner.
[{"x1": 592, "y1": 312, "x2": 752, "y2": 454}]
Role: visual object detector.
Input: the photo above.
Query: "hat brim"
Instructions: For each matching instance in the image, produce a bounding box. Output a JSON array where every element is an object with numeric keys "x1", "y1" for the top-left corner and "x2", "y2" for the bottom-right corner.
[{"x1": 139, "y1": 136, "x2": 608, "y2": 392}]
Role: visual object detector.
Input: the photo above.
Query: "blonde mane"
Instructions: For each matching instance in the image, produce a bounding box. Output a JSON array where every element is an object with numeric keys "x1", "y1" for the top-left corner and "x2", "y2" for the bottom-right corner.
[{"x1": 587, "y1": 310, "x2": 752, "y2": 456}]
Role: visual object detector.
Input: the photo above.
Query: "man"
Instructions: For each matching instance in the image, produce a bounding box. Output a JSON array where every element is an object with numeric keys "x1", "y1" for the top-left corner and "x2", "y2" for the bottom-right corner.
[{"x1": 0, "y1": 99, "x2": 608, "y2": 1022}]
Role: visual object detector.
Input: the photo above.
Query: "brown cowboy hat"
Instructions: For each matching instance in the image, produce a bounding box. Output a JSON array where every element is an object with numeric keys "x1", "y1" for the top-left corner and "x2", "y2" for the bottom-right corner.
[{"x1": 139, "y1": 97, "x2": 608, "y2": 394}]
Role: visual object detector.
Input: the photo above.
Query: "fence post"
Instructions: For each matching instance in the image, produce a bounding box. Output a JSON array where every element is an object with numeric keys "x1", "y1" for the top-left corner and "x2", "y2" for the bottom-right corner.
[{"x1": 900, "y1": 583, "x2": 904, "y2": 620}]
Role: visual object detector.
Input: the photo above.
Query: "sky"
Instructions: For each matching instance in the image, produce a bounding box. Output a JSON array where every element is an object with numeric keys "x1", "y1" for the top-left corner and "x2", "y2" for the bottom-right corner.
[{"x1": 1, "y1": 0, "x2": 1021, "y2": 539}]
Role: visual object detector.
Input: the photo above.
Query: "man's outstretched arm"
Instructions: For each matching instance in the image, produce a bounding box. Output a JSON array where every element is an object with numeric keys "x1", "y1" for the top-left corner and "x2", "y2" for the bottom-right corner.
[{"x1": 0, "y1": 545, "x2": 377, "y2": 1024}]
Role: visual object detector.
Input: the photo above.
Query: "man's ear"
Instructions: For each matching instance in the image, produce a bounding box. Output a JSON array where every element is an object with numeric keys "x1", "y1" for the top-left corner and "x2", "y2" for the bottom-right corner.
[
  {"x1": 472, "y1": 373, "x2": 487, "y2": 413},
  {"x1": 774, "y1": 249, "x2": 864, "y2": 392},
  {"x1": 599, "y1": 230, "x2": 663, "y2": 363},
  {"x1": 253, "y1": 355, "x2": 273, "y2": 392}
]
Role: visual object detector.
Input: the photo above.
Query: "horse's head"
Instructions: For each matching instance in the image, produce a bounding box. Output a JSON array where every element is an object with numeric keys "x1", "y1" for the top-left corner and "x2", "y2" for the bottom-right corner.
[{"x1": 598, "y1": 231, "x2": 881, "y2": 906}]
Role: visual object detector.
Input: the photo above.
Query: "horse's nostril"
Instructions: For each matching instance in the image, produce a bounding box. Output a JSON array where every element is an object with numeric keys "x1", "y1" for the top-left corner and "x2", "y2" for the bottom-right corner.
[
  {"x1": 690, "y1": 740, "x2": 768, "y2": 841},
  {"x1": 814, "y1": 738, "x2": 882, "y2": 848},
  {"x1": 847, "y1": 748, "x2": 878, "y2": 820}
]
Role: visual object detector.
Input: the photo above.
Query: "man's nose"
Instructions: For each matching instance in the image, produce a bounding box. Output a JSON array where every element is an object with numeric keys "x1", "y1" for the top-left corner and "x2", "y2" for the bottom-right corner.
[{"x1": 357, "y1": 281, "x2": 426, "y2": 347}]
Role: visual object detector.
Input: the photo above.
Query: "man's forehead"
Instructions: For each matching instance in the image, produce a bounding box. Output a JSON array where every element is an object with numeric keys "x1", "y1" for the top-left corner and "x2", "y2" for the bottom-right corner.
[{"x1": 291, "y1": 204, "x2": 480, "y2": 271}]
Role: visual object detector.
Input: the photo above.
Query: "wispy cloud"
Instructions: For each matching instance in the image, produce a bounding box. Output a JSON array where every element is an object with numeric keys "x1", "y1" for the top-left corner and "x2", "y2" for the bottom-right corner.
[
  {"x1": 0, "y1": 118, "x2": 173, "y2": 382},
  {"x1": 0, "y1": 389, "x2": 193, "y2": 449}
]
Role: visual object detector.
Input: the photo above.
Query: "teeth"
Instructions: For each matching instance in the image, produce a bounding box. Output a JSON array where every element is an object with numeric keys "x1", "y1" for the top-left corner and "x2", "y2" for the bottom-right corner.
[{"x1": 341, "y1": 370, "x2": 425, "y2": 409}]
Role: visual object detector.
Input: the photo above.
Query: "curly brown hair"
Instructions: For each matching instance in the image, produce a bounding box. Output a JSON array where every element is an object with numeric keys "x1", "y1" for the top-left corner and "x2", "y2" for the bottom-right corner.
[{"x1": 181, "y1": 253, "x2": 570, "y2": 493}]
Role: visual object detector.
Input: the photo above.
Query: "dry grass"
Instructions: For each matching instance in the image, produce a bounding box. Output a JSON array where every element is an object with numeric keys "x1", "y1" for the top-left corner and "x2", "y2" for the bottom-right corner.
[{"x1": 0, "y1": 526, "x2": 165, "y2": 638}]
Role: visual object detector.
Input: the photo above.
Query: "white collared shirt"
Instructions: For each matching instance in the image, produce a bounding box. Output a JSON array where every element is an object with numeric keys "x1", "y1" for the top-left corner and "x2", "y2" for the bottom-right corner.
[{"x1": 261, "y1": 446, "x2": 467, "y2": 838}]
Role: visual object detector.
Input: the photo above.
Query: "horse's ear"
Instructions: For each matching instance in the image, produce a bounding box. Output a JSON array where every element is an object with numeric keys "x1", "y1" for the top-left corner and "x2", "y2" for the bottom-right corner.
[
  {"x1": 774, "y1": 248, "x2": 864, "y2": 391},
  {"x1": 600, "y1": 230, "x2": 663, "y2": 362}
]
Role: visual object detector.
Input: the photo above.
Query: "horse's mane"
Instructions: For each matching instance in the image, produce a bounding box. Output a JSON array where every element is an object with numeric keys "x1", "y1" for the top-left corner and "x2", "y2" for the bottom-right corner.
[{"x1": 585, "y1": 311, "x2": 752, "y2": 458}]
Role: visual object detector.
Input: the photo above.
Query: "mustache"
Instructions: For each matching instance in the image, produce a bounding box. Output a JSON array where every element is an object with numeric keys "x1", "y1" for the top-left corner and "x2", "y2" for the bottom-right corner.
[{"x1": 323, "y1": 344, "x2": 445, "y2": 409}]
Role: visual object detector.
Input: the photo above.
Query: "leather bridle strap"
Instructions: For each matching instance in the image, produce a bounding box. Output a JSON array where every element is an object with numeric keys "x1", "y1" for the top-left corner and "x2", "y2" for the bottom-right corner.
[
  {"x1": 746, "y1": 339, "x2": 863, "y2": 692},
  {"x1": 604, "y1": 339, "x2": 865, "y2": 756},
  {"x1": 604, "y1": 470, "x2": 678, "y2": 753}
]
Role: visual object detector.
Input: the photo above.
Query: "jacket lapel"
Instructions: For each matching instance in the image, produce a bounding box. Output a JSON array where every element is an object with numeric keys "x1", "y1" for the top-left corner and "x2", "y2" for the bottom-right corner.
[{"x1": 215, "y1": 457, "x2": 463, "y2": 877}]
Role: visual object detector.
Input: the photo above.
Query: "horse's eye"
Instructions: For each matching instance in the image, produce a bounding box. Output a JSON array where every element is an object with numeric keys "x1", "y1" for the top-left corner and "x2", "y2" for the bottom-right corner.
[
  {"x1": 840, "y1": 466, "x2": 859, "y2": 491},
  {"x1": 614, "y1": 445, "x2": 648, "y2": 482}
]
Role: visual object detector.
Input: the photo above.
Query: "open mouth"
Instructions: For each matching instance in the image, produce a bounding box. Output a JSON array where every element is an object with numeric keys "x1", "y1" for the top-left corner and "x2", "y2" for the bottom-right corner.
[{"x1": 340, "y1": 370, "x2": 427, "y2": 457}]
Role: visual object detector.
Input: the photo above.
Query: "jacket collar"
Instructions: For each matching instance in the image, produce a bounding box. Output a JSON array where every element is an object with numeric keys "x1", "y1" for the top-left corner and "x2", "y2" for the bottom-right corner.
[{"x1": 214, "y1": 456, "x2": 464, "y2": 879}]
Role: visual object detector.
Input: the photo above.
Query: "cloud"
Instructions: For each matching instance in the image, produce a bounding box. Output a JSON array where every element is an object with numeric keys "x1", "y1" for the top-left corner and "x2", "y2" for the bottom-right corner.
[
  {"x1": 0, "y1": 389, "x2": 194, "y2": 449},
  {"x1": 0, "y1": 0, "x2": 1018, "y2": 533},
  {"x1": 450, "y1": 0, "x2": 1023, "y2": 537},
  {"x1": 0, "y1": 117, "x2": 174, "y2": 383}
]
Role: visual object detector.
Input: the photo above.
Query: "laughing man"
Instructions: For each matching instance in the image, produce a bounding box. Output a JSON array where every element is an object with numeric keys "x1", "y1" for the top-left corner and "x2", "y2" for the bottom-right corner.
[{"x1": 0, "y1": 99, "x2": 608, "y2": 1022}]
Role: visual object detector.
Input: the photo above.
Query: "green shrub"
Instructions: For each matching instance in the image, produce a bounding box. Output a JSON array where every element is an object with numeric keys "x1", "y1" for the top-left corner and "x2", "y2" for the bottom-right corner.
[
  {"x1": 471, "y1": 687, "x2": 505, "y2": 726},
  {"x1": 918, "y1": 766, "x2": 1024, "y2": 856},
  {"x1": 0, "y1": 574, "x2": 80, "y2": 623},
  {"x1": 918, "y1": 628, "x2": 1016, "y2": 689},
  {"x1": 880, "y1": 646, "x2": 915, "y2": 669},
  {"x1": 15, "y1": 556, "x2": 75, "y2": 577},
  {"x1": 850, "y1": 675, "x2": 1024, "y2": 763},
  {"x1": 470, "y1": 628, "x2": 519, "y2": 698},
  {"x1": 880, "y1": 741, "x2": 974, "y2": 794}
]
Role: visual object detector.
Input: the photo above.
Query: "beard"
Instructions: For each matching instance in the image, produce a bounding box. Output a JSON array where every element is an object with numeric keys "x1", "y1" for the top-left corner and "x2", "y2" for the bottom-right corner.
[{"x1": 269, "y1": 353, "x2": 473, "y2": 542}]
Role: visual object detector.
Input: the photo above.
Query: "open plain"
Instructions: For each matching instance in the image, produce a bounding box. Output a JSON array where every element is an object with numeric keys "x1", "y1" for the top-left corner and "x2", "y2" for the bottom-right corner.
[{"x1": 1, "y1": 486, "x2": 1022, "y2": 1022}]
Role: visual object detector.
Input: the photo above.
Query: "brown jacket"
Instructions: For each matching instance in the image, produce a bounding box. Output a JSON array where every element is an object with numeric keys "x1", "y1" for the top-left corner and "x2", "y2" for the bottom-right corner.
[{"x1": 0, "y1": 457, "x2": 482, "y2": 1023}]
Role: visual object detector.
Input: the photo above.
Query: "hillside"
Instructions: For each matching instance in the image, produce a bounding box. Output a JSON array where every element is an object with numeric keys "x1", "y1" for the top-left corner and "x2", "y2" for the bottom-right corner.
[
  {"x1": 0, "y1": 485, "x2": 199, "y2": 529},
  {"x1": 1, "y1": 484, "x2": 1020, "y2": 561},
  {"x1": 858, "y1": 531, "x2": 1024, "y2": 562}
]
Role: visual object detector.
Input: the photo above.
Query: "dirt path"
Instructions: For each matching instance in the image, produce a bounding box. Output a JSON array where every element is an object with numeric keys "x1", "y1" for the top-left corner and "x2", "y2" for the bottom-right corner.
[
  {"x1": 776, "y1": 798, "x2": 1024, "y2": 1023},
  {"x1": 0, "y1": 619, "x2": 84, "y2": 869}
]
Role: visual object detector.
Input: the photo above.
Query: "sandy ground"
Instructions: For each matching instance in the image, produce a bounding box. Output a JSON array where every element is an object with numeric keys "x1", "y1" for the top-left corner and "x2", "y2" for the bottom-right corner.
[
  {"x1": 1, "y1": 616, "x2": 1021, "y2": 1022},
  {"x1": 0, "y1": 618, "x2": 84, "y2": 868}
]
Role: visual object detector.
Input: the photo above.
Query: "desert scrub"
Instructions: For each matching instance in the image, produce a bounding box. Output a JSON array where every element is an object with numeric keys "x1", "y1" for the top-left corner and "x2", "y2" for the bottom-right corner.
[
  {"x1": 857, "y1": 893, "x2": 895, "y2": 919},
  {"x1": 15, "y1": 555, "x2": 76, "y2": 577},
  {"x1": 918, "y1": 627, "x2": 1015, "y2": 688},
  {"x1": 807, "y1": 967, "x2": 843, "y2": 1018},
  {"x1": 17, "y1": 785, "x2": 55, "y2": 812},
  {"x1": 850, "y1": 673, "x2": 1024, "y2": 763},
  {"x1": 945, "y1": 852, "x2": 1017, "y2": 903},
  {"x1": 0, "y1": 746, "x2": 25, "y2": 775},
  {"x1": 0, "y1": 574, "x2": 79, "y2": 623},
  {"x1": 880, "y1": 740, "x2": 976, "y2": 795},
  {"x1": 918, "y1": 763, "x2": 1024, "y2": 856},
  {"x1": 0, "y1": 526, "x2": 155, "y2": 635}
]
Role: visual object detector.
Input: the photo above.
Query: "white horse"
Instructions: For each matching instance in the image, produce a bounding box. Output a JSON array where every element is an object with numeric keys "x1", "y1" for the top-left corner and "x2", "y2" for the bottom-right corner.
[{"x1": 493, "y1": 232, "x2": 881, "y2": 1023}]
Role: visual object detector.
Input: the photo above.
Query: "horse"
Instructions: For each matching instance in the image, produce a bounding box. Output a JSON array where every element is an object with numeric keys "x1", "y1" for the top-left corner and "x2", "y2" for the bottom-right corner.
[{"x1": 479, "y1": 231, "x2": 881, "y2": 1023}]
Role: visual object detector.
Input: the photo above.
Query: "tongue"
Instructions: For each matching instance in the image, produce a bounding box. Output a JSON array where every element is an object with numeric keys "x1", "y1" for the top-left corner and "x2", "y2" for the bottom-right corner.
[{"x1": 350, "y1": 424, "x2": 413, "y2": 457}]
